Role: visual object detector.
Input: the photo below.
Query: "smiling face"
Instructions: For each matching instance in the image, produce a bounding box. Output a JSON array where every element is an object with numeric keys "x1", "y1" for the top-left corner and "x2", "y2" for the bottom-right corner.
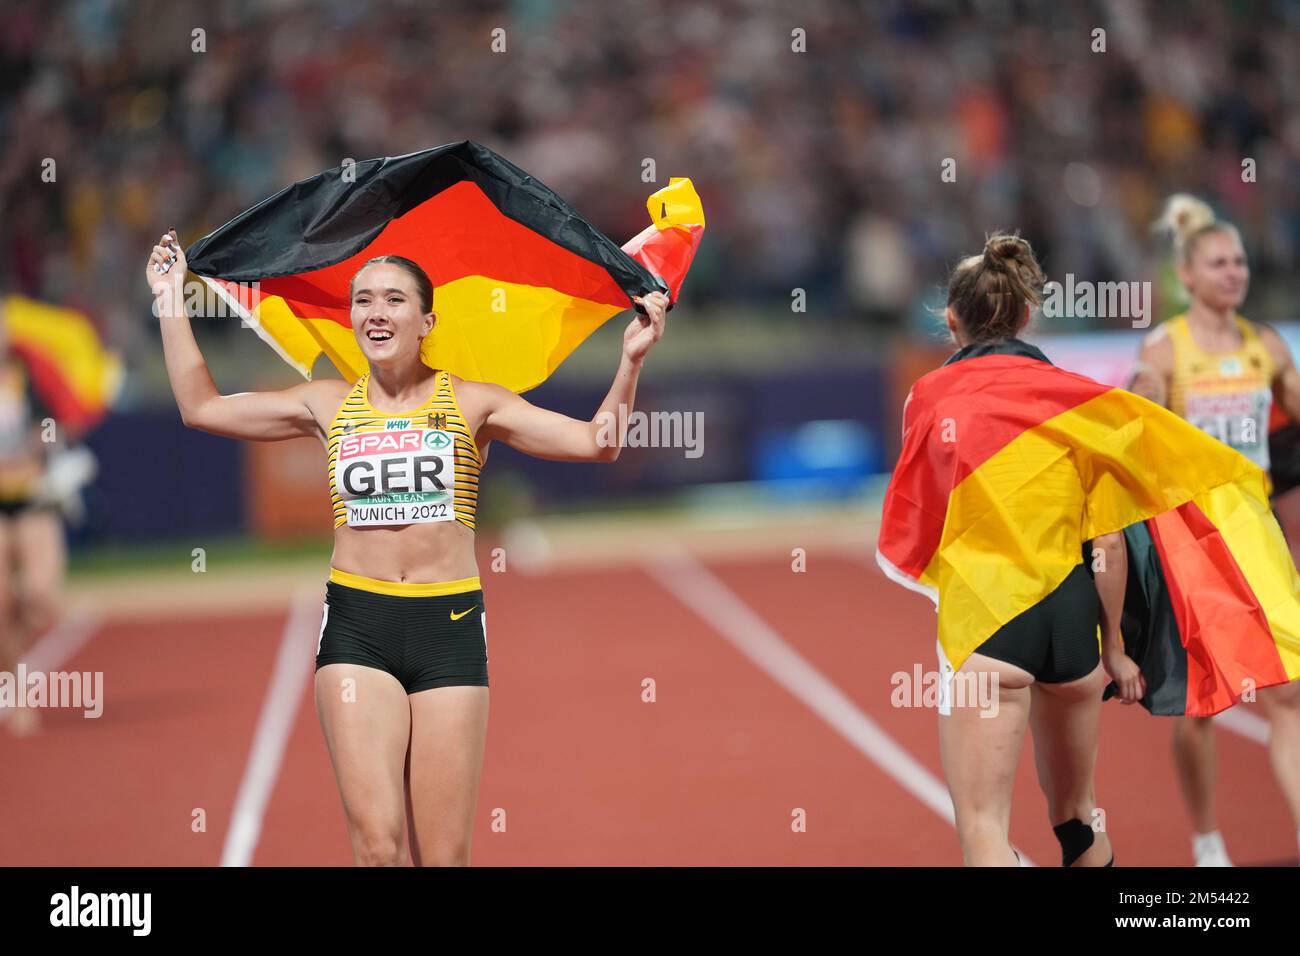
[
  {"x1": 350, "y1": 262, "x2": 434, "y2": 365},
  {"x1": 1179, "y1": 229, "x2": 1249, "y2": 313}
]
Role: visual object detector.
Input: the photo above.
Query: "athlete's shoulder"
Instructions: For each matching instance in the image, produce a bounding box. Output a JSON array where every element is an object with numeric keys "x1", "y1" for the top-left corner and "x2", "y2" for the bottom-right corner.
[
  {"x1": 1136, "y1": 320, "x2": 1176, "y2": 365},
  {"x1": 1251, "y1": 321, "x2": 1293, "y2": 369},
  {"x1": 1142, "y1": 315, "x2": 1182, "y2": 344},
  {"x1": 449, "y1": 374, "x2": 513, "y2": 402},
  {"x1": 299, "y1": 376, "x2": 353, "y2": 417},
  {"x1": 304, "y1": 376, "x2": 354, "y2": 400},
  {"x1": 445, "y1": 375, "x2": 518, "y2": 435},
  {"x1": 1248, "y1": 316, "x2": 1278, "y2": 343},
  {"x1": 1251, "y1": 317, "x2": 1276, "y2": 341}
]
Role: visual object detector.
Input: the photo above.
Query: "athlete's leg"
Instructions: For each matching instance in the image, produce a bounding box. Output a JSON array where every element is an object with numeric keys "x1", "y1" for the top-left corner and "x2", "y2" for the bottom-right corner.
[
  {"x1": 1029, "y1": 662, "x2": 1112, "y2": 865},
  {"x1": 0, "y1": 517, "x2": 16, "y2": 664},
  {"x1": 1172, "y1": 714, "x2": 1233, "y2": 864},
  {"x1": 0, "y1": 517, "x2": 35, "y2": 736},
  {"x1": 938, "y1": 652, "x2": 1033, "y2": 866},
  {"x1": 406, "y1": 686, "x2": 489, "y2": 866},
  {"x1": 1172, "y1": 716, "x2": 1219, "y2": 833},
  {"x1": 1257, "y1": 680, "x2": 1300, "y2": 830},
  {"x1": 13, "y1": 508, "x2": 64, "y2": 641},
  {"x1": 315, "y1": 663, "x2": 413, "y2": 866}
]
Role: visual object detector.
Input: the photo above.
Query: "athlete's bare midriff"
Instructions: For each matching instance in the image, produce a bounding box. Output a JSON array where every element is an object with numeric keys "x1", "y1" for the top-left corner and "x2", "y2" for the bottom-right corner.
[{"x1": 329, "y1": 519, "x2": 479, "y2": 583}]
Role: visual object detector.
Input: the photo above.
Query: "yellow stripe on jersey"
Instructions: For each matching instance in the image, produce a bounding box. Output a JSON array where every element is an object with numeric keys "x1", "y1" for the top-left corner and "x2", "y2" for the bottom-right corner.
[{"x1": 326, "y1": 368, "x2": 482, "y2": 531}]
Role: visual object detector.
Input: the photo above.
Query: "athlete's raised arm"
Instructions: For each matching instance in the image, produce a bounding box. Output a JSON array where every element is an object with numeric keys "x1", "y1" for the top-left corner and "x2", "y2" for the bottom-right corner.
[
  {"x1": 145, "y1": 229, "x2": 344, "y2": 442},
  {"x1": 469, "y1": 290, "x2": 670, "y2": 462}
]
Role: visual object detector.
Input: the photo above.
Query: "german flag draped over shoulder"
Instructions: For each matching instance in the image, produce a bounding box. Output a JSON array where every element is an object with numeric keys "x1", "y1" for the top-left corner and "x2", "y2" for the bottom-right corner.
[
  {"x1": 185, "y1": 141, "x2": 704, "y2": 392},
  {"x1": 876, "y1": 339, "x2": 1300, "y2": 717}
]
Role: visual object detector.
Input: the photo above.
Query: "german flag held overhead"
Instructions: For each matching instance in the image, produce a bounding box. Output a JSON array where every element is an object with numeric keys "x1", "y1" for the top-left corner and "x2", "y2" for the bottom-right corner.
[
  {"x1": 876, "y1": 339, "x2": 1300, "y2": 717},
  {"x1": 185, "y1": 141, "x2": 704, "y2": 392}
]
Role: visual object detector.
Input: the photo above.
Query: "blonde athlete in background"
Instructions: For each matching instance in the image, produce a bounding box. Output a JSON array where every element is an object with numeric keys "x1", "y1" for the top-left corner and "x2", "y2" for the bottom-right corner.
[
  {"x1": 1130, "y1": 194, "x2": 1300, "y2": 866},
  {"x1": 147, "y1": 229, "x2": 669, "y2": 865}
]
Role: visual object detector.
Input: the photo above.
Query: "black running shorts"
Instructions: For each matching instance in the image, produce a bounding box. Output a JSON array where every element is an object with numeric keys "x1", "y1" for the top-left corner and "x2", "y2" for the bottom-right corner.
[
  {"x1": 973, "y1": 561, "x2": 1101, "y2": 684},
  {"x1": 315, "y1": 569, "x2": 488, "y2": 693}
]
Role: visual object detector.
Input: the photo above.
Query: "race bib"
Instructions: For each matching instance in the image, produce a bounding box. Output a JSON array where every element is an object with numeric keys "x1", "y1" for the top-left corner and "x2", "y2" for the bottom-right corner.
[
  {"x1": 1184, "y1": 389, "x2": 1270, "y2": 468},
  {"x1": 337, "y1": 427, "x2": 456, "y2": 527}
]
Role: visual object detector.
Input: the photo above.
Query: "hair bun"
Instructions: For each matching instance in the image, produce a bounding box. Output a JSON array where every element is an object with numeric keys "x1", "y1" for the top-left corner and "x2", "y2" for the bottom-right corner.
[
  {"x1": 947, "y1": 231, "x2": 1047, "y2": 345},
  {"x1": 1156, "y1": 193, "x2": 1216, "y2": 241},
  {"x1": 982, "y1": 232, "x2": 1029, "y2": 271}
]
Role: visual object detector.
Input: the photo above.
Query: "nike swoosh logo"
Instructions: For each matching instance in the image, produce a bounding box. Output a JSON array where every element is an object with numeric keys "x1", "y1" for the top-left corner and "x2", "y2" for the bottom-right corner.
[{"x1": 450, "y1": 606, "x2": 477, "y2": 621}]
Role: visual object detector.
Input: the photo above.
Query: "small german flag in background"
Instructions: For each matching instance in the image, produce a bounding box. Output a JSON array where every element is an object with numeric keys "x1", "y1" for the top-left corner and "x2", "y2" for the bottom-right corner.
[
  {"x1": 186, "y1": 140, "x2": 704, "y2": 393},
  {"x1": 877, "y1": 339, "x2": 1300, "y2": 717},
  {"x1": 1, "y1": 295, "x2": 122, "y2": 434}
]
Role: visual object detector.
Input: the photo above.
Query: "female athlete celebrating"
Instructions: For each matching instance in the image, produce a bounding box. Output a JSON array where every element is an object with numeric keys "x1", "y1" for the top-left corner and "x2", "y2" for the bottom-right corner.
[
  {"x1": 879, "y1": 234, "x2": 1144, "y2": 866},
  {"x1": 1130, "y1": 194, "x2": 1300, "y2": 866},
  {"x1": 146, "y1": 229, "x2": 669, "y2": 865}
]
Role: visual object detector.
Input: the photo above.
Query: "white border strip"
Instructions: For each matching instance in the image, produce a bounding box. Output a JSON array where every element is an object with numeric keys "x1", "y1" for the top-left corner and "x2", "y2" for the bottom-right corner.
[
  {"x1": 644, "y1": 545, "x2": 1035, "y2": 866},
  {"x1": 220, "y1": 585, "x2": 322, "y2": 867},
  {"x1": 875, "y1": 549, "x2": 938, "y2": 605}
]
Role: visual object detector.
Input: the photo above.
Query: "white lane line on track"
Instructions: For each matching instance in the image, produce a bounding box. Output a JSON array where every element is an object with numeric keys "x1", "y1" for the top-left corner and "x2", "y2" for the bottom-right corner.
[
  {"x1": 0, "y1": 602, "x2": 101, "y2": 725},
  {"x1": 1215, "y1": 706, "x2": 1270, "y2": 745},
  {"x1": 220, "y1": 585, "x2": 323, "y2": 867},
  {"x1": 642, "y1": 544, "x2": 1037, "y2": 867}
]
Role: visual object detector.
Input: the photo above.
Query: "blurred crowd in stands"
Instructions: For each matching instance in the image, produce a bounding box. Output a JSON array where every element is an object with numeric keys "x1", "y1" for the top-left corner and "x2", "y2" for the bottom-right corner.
[{"x1": 2, "y1": 0, "x2": 1297, "y2": 372}]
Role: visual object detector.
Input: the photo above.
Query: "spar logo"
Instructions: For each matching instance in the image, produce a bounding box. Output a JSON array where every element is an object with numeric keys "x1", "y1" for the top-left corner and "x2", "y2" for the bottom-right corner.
[
  {"x1": 339, "y1": 429, "x2": 453, "y2": 460},
  {"x1": 340, "y1": 429, "x2": 424, "y2": 460}
]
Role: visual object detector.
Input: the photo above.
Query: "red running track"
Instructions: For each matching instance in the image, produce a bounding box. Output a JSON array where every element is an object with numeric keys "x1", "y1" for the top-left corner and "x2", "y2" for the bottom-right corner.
[{"x1": 1, "y1": 552, "x2": 1294, "y2": 866}]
